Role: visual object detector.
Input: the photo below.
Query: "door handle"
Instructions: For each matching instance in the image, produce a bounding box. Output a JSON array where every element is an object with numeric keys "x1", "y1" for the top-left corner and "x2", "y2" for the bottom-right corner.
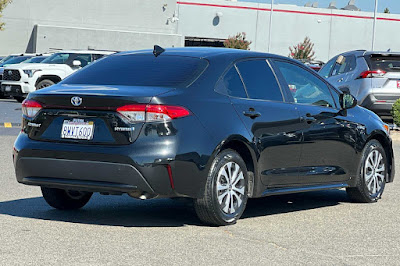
[
  {"x1": 301, "y1": 113, "x2": 317, "y2": 124},
  {"x1": 243, "y1": 110, "x2": 261, "y2": 119}
]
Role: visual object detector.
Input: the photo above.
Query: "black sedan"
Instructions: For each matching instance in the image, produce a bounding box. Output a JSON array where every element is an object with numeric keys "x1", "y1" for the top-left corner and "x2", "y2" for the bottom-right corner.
[{"x1": 13, "y1": 47, "x2": 394, "y2": 226}]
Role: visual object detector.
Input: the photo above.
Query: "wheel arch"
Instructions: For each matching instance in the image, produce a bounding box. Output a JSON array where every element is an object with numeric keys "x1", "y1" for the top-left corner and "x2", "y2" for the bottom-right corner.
[
  {"x1": 35, "y1": 75, "x2": 62, "y2": 86},
  {"x1": 213, "y1": 135, "x2": 260, "y2": 197}
]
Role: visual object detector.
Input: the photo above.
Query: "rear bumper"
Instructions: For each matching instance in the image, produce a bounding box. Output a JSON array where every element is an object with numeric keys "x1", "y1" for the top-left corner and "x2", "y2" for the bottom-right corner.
[
  {"x1": 360, "y1": 94, "x2": 400, "y2": 116},
  {"x1": 13, "y1": 132, "x2": 179, "y2": 197},
  {"x1": 16, "y1": 157, "x2": 153, "y2": 194}
]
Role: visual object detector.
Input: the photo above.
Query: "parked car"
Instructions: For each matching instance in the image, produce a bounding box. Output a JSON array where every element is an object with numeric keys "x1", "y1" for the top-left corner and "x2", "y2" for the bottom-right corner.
[
  {"x1": 13, "y1": 47, "x2": 394, "y2": 226},
  {"x1": 1, "y1": 50, "x2": 114, "y2": 102},
  {"x1": 320, "y1": 50, "x2": 400, "y2": 118},
  {"x1": 0, "y1": 54, "x2": 37, "y2": 99},
  {"x1": 299, "y1": 59, "x2": 324, "y2": 72},
  {"x1": 21, "y1": 55, "x2": 50, "y2": 64}
]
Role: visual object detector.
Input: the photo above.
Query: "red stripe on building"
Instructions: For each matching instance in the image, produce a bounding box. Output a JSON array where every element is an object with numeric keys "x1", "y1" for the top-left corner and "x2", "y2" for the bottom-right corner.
[{"x1": 177, "y1": 1, "x2": 400, "y2": 22}]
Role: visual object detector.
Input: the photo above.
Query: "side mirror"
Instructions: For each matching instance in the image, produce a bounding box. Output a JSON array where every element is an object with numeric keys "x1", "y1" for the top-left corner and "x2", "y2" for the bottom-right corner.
[
  {"x1": 72, "y1": 60, "x2": 82, "y2": 67},
  {"x1": 340, "y1": 91, "x2": 357, "y2": 110}
]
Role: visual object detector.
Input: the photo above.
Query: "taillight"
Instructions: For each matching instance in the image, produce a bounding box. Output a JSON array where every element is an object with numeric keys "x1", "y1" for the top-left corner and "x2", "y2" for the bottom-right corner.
[
  {"x1": 359, "y1": 70, "x2": 386, "y2": 79},
  {"x1": 116, "y1": 104, "x2": 190, "y2": 123},
  {"x1": 22, "y1": 99, "x2": 42, "y2": 118}
]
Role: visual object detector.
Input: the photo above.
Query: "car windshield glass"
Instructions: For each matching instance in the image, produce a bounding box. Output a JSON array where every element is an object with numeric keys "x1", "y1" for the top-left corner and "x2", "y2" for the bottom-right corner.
[
  {"x1": 0, "y1": 56, "x2": 32, "y2": 67},
  {"x1": 63, "y1": 54, "x2": 209, "y2": 88},
  {"x1": 0, "y1": 55, "x2": 14, "y2": 64},
  {"x1": 41, "y1": 53, "x2": 73, "y2": 64},
  {"x1": 367, "y1": 55, "x2": 400, "y2": 72},
  {"x1": 23, "y1": 56, "x2": 48, "y2": 63}
]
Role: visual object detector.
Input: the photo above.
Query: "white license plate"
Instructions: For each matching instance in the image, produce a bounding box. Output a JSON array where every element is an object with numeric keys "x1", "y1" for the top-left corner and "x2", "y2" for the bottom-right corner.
[
  {"x1": 5, "y1": 85, "x2": 11, "y2": 92},
  {"x1": 61, "y1": 119, "x2": 94, "y2": 140}
]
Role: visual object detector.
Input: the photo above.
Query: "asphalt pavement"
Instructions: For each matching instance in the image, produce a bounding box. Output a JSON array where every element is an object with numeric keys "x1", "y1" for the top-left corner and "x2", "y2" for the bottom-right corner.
[{"x1": 1, "y1": 98, "x2": 400, "y2": 265}]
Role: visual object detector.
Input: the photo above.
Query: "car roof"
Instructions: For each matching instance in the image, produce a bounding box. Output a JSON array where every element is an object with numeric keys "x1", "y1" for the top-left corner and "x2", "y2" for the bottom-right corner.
[
  {"x1": 116, "y1": 47, "x2": 288, "y2": 61},
  {"x1": 52, "y1": 50, "x2": 115, "y2": 55}
]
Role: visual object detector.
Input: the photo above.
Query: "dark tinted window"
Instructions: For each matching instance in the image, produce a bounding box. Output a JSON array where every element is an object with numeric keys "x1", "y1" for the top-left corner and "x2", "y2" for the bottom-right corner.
[
  {"x1": 319, "y1": 57, "x2": 336, "y2": 78},
  {"x1": 275, "y1": 60, "x2": 336, "y2": 108},
  {"x1": 0, "y1": 56, "x2": 32, "y2": 66},
  {"x1": 236, "y1": 60, "x2": 283, "y2": 101},
  {"x1": 63, "y1": 54, "x2": 209, "y2": 88},
  {"x1": 215, "y1": 66, "x2": 247, "y2": 98},
  {"x1": 366, "y1": 54, "x2": 400, "y2": 72}
]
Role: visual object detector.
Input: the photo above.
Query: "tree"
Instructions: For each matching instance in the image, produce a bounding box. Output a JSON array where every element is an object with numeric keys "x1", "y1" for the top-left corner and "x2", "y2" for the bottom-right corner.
[
  {"x1": 224, "y1": 32, "x2": 252, "y2": 50},
  {"x1": 289, "y1": 36, "x2": 316, "y2": 60},
  {"x1": 0, "y1": 0, "x2": 11, "y2": 31},
  {"x1": 384, "y1": 7, "x2": 390, "y2": 14}
]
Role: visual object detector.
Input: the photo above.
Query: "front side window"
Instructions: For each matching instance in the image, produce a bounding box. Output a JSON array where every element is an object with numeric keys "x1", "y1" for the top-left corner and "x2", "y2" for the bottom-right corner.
[
  {"x1": 275, "y1": 60, "x2": 336, "y2": 108},
  {"x1": 236, "y1": 59, "x2": 283, "y2": 102},
  {"x1": 73, "y1": 54, "x2": 92, "y2": 67},
  {"x1": 215, "y1": 66, "x2": 247, "y2": 98}
]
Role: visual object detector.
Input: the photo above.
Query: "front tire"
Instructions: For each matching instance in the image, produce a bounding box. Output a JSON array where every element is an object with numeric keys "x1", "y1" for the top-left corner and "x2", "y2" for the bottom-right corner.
[
  {"x1": 41, "y1": 187, "x2": 93, "y2": 210},
  {"x1": 36, "y1": 79, "x2": 55, "y2": 90},
  {"x1": 347, "y1": 140, "x2": 387, "y2": 203},
  {"x1": 194, "y1": 149, "x2": 248, "y2": 226}
]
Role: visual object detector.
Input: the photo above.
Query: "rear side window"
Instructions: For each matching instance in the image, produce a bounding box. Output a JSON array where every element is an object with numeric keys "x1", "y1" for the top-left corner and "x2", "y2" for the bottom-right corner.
[
  {"x1": 366, "y1": 54, "x2": 400, "y2": 72},
  {"x1": 215, "y1": 66, "x2": 247, "y2": 98},
  {"x1": 236, "y1": 60, "x2": 283, "y2": 101},
  {"x1": 319, "y1": 57, "x2": 336, "y2": 78},
  {"x1": 331, "y1": 55, "x2": 356, "y2": 76},
  {"x1": 63, "y1": 54, "x2": 209, "y2": 88}
]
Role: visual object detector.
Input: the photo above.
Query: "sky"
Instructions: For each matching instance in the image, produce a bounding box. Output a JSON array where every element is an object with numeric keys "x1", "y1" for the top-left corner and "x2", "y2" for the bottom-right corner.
[{"x1": 240, "y1": 0, "x2": 400, "y2": 14}]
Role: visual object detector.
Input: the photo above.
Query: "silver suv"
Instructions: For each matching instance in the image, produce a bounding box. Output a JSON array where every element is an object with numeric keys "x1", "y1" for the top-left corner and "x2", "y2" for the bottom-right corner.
[{"x1": 320, "y1": 50, "x2": 400, "y2": 117}]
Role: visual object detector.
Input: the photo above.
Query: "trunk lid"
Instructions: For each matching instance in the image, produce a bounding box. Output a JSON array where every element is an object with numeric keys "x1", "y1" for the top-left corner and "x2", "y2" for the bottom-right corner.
[{"x1": 25, "y1": 84, "x2": 175, "y2": 145}]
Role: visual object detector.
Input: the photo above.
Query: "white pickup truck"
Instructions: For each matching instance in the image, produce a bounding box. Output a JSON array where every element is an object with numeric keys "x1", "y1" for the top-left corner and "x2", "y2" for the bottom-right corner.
[{"x1": 1, "y1": 50, "x2": 114, "y2": 102}]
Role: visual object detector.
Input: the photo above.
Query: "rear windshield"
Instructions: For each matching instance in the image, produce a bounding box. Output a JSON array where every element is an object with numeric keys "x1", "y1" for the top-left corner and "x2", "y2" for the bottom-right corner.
[
  {"x1": 63, "y1": 54, "x2": 209, "y2": 88},
  {"x1": 366, "y1": 54, "x2": 400, "y2": 72}
]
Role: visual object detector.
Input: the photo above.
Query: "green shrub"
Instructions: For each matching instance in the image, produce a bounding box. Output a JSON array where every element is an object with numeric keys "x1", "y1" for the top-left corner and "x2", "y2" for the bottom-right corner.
[
  {"x1": 392, "y1": 98, "x2": 400, "y2": 126},
  {"x1": 224, "y1": 32, "x2": 252, "y2": 50}
]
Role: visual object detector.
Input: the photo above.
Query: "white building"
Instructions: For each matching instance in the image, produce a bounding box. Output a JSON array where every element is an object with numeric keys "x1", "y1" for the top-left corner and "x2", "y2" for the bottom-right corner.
[{"x1": 1, "y1": 0, "x2": 400, "y2": 61}]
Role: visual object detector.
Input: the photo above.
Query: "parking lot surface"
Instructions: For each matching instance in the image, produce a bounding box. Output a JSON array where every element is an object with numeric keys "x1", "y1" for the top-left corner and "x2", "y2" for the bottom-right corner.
[{"x1": 1, "y1": 99, "x2": 399, "y2": 265}]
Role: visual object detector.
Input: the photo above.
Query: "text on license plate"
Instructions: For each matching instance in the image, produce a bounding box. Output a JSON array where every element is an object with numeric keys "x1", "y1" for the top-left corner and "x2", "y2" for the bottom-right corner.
[{"x1": 61, "y1": 119, "x2": 94, "y2": 140}]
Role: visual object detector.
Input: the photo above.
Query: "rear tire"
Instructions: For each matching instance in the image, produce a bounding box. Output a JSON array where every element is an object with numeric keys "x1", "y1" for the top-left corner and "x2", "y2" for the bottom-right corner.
[
  {"x1": 194, "y1": 149, "x2": 248, "y2": 226},
  {"x1": 41, "y1": 187, "x2": 93, "y2": 210},
  {"x1": 36, "y1": 79, "x2": 55, "y2": 90},
  {"x1": 346, "y1": 140, "x2": 387, "y2": 203}
]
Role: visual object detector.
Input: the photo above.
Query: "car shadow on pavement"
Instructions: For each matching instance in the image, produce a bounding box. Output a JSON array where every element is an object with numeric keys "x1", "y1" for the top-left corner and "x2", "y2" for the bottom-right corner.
[{"x1": 0, "y1": 190, "x2": 350, "y2": 227}]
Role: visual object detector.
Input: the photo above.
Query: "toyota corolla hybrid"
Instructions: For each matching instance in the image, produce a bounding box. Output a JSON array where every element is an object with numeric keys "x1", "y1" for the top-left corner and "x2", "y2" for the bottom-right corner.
[{"x1": 13, "y1": 47, "x2": 394, "y2": 226}]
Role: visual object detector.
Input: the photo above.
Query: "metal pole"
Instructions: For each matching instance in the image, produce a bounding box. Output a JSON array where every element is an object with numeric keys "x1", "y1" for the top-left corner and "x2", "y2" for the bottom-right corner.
[
  {"x1": 372, "y1": 0, "x2": 378, "y2": 51},
  {"x1": 268, "y1": 0, "x2": 274, "y2": 52}
]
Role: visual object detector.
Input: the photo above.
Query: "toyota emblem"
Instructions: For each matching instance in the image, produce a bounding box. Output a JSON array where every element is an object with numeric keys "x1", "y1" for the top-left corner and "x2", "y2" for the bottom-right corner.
[
  {"x1": 71, "y1": 96, "x2": 82, "y2": 106},
  {"x1": 8, "y1": 70, "x2": 12, "y2": 76}
]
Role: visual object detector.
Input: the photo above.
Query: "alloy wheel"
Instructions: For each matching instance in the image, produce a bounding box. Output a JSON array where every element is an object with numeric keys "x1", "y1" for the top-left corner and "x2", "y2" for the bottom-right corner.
[
  {"x1": 216, "y1": 162, "x2": 246, "y2": 214},
  {"x1": 364, "y1": 149, "x2": 385, "y2": 195}
]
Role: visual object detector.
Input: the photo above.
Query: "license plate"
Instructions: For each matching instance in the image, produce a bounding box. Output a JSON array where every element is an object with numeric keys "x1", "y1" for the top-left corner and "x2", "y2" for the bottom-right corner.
[
  {"x1": 61, "y1": 119, "x2": 94, "y2": 140},
  {"x1": 5, "y1": 85, "x2": 11, "y2": 92}
]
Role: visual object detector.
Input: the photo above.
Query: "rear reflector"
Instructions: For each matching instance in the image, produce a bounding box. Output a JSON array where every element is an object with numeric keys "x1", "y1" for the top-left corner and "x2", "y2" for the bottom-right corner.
[
  {"x1": 116, "y1": 104, "x2": 190, "y2": 123},
  {"x1": 22, "y1": 99, "x2": 42, "y2": 118},
  {"x1": 359, "y1": 70, "x2": 386, "y2": 79}
]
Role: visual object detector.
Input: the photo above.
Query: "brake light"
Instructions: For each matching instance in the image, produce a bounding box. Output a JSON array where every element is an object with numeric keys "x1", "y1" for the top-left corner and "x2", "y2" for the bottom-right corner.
[
  {"x1": 359, "y1": 70, "x2": 386, "y2": 79},
  {"x1": 22, "y1": 99, "x2": 42, "y2": 118},
  {"x1": 116, "y1": 104, "x2": 190, "y2": 123}
]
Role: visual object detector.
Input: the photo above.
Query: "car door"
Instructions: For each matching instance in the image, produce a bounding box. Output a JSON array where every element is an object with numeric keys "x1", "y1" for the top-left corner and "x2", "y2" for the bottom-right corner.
[
  {"x1": 216, "y1": 59, "x2": 304, "y2": 187},
  {"x1": 272, "y1": 59, "x2": 357, "y2": 185}
]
